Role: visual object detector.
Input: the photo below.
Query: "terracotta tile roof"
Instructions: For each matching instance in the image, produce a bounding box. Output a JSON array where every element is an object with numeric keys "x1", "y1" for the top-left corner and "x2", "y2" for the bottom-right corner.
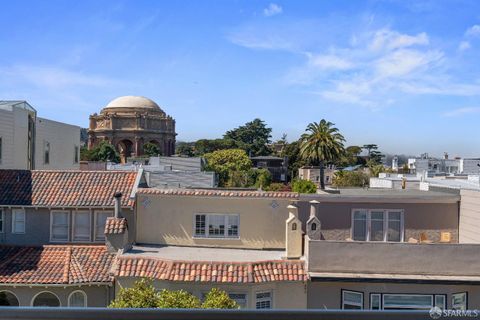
[
  {"x1": 0, "y1": 245, "x2": 115, "y2": 285},
  {"x1": 137, "y1": 188, "x2": 299, "y2": 199},
  {"x1": 105, "y1": 217, "x2": 128, "y2": 234},
  {"x1": 115, "y1": 257, "x2": 307, "y2": 283},
  {"x1": 0, "y1": 170, "x2": 138, "y2": 207}
]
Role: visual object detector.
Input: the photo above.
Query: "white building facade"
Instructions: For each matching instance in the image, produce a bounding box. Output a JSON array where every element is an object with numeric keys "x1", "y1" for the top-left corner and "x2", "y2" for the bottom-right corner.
[{"x1": 0, "y1": 101, "x2": 80, "y2": 170}]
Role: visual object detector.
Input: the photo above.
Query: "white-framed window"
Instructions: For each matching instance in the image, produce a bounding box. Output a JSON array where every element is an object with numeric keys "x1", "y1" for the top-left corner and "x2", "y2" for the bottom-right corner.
[
  {"x1": 452, "y1": 292, "x2": 467, "y2": 310},
  {"x1": 369, "y1": 293, "x2": 446, "y2": 310},
  {"x1": 342, "y1": 290, "x2": 363, "y2": 309},
  {"x1": 0, "y1": 209, "x2": 4, "y2": 233},
  {"x1": 229, "y1": 293, "x2": 247, "y2": 309},
  {"x1": 12, "y1": 209, "x2": 25, "y2": 234},
  {"x1": 194, "y1": 214, "x2": 239, "y2": 238},
  {"x1": 44, "y1": 141, "x2": 50, "y2": 165},
  {"x1": 351, "y1": 209, "x2": 404, "y2": 242},
  {"x1": 74, "y1": 145, "x2": 79, "y2": 164},
  {"x1": 68, "y1": 290, "x2": 87, "y2": 307},
  {"x1": 255, "y1": 291, "x2": 272, "y2": 309},
  {"x1": 72, "y1": 211, "x2": 91, "y2": 242},
  {"x1": 94, "y1": 211, "x2": 112, "y2": 242},
  {"x1": 50, "y1": 211, "x2": 70, "y2": 242}
]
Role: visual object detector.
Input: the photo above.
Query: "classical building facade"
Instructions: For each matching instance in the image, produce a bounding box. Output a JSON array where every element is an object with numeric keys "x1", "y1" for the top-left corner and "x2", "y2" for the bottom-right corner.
[{"x1": 88, "y1": 96, "x2": 176, "y2": 162}]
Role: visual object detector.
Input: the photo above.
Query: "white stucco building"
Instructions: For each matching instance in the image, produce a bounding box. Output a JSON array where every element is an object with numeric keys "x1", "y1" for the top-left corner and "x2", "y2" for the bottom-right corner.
[{"x1": 0, "y1": 100, "x2": 80, "y2": 170}]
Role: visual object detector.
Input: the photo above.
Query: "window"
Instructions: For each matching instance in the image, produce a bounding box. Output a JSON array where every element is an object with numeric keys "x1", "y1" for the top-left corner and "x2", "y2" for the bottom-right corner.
[
  {"x1": 0, "y1": 137, "x2": 2, "y2": 164},
  {"x1": 452, "y1": 292, "x2": 467, "y2": 310},
  {"x1": 12, "y1": 209, "x2": 25, "y2": 234},
  {"x1": 74, "y1": 146, "x2": 79, "y2": 164},
  {"x1": 342, "y1": 290, "x2": 363, "y2": 309},
  {"x1": 94, "y1": 211, "x2": 112, "y2": 241},
  {"x1": 194, "y1": 214, "x2": 239, "y2": 239},
  {"x1": 0, "y1": 291, "x2": 19, "y2": 306},
  {"x1": 229, "y1": 293, "x2": 247, "y2": 309},
  {"x1": 370, "y1": 294, "x2": 381, "y2": 310},
  {"x1": 44, "y1": 141, "x2": 50, "y2": 165},
  {"x1": 351, "y1": 209, "x2": 404, "y2": 242},
  {"x1": 292, "y1": 223, "x2": 297, "y2": 231},
  {"x1": 311, "y1": 223, "x2": 317, "y2": 231},
  {"x1": 68, "y1": 290, "x2": 87, "y2": 307},
  {"x1": 32, "y1": 291, "x2": 60, "y2": 307},
  {"x1": 50, "y1": 211, "x2": 70, "y2": 242},
  {"x1": 369, "y1": 294, "x2": 445, "y2": 310},
  {"x1": 73, "y1": 211, "x2": 91, "y2": 242},
  {"x1": 0, "y1": 209, "x2": 4, "y2": 233},
  {"x1": 256, "y1": 291, "x2": 272, "y2": 309}
]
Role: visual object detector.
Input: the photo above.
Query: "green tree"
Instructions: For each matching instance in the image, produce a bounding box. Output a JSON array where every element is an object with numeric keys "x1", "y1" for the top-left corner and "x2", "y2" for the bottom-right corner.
[
  {"x1": 369, "y1": 164, "x2": 386, "y2": 177},
  {"x1": 280, "y1": 140, "x2": 307, "y2": 182},
  {"x1": 300, "y1": 120, "x2": 345, "y2": 190},
  {"x1": 224, "y1": 118, "x2": 272, "y2": 156},
  {"x1": 333, "y1": 171, "x2": 369, "y2": 187},
  {"x1": 157, "y1": 289, "x2": 201, "y2": 309},
  {"x1": 362, "y1": 144, "x2": 383, "y2": 165},
  {"x1": 292, "y1": 179, "x2": 317, "y2": 194},
  {"x1": 176, "y1": 142, "x2": 195, "y2": 157},
  {"x1": 204, "y1": 149, "x2": 252, "y2": 187},
  {"x1": 201, "y1": 288, "x2": 239, "y2": 309},
  {"x1": 195, "y1": 139, "x2": 238, "y2": 155},
  {"x1": 143, "y1": 142, "x2": 160, "y2": 157},
  {"x1": 253, "y1": 168, "x2": 272, "y2": 189},
  {"x1": 109, "y1": 279, "x2": 160, "y2": 308},
  {"x1": 81, "y1": 141, "x2": 120, "y2": 163}
]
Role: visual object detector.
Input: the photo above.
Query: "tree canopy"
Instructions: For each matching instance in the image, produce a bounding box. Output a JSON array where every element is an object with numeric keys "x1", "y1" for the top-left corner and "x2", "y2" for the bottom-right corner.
[
  {"x1": 143, "y1": 142, "x2": 160, "y2": 157},
  {"x1": 80, "y1": 141, "x2": 120, "y2": 163},
  {"x1": 204, "y1": 149, "x2": 252, "y2": 187},
  {"x1": 292, "y1": 179, "x2": 317, "y2": 194},
  {"x1": 224, "y1": 118, "x2": 272, "y2": 156}
]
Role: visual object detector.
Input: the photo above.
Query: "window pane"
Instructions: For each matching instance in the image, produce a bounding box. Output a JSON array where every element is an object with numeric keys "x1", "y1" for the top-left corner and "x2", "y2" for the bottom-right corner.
[
  {"x1": 208, "y1": 215, "x2": 225, "y2": 237},
  {"x1": 69, "y1": 291, "x2": 86, "y2": 307},
  {"x1": 195, "y1": 215, "x2": 206, "y2": 236},
  {"x1": 370, "y1": 211, "x2": 384, "y2": 241},
  {"x1": 229, "y1": 293, "x2": 246, "y2": 309},
  {"x1": 388, "y1": 211, "x2": 402, "y2": 242},
  {"x1": 452, "y1": 293, "x2": 467, "y2": 310},
  {"x1": 95, "y1": 212, "x2": 111, "y2": 241},
  {"x1": 435, "y1": 295, "x2": 446, "y2": 309},
  {"x1": 13, "y1": 210, "x2": 25, "y2": 233},
  {"x1": 344, "y1": 291, "x2": 362, "y2": 304},
  {"x1": 227, "y1": 215, "x2": 239, "y2": 237},
  {"x1": 33, "y1": 292, "x2": 60, "y2": 307},
  {"x1": 0, "y1": 210, "x2": 3, "y2": 233},
  {"x1": 256, "y1": 292, "x2": 272, "y2": 309},
  {"x1": 74, "y1": 212, "x2": 90, "y2": 241},
  {"x1": 383, "y1": 294, "x2": 432, "y2": 309},
  {"x1": 353, "y1": 211, "x2": 367, "y2": 241},
  {"x1": 371, "y1": 294, "x2": 381, "y2": 310},
  {"x1": 52, "y1": 212, "x2": 69, "y2": 241}
]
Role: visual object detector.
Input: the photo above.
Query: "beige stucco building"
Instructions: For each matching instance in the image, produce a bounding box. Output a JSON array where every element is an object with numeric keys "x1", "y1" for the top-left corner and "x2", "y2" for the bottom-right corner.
[{"x1": 88, "y1": 96, "x2": 176, "y2": 162}]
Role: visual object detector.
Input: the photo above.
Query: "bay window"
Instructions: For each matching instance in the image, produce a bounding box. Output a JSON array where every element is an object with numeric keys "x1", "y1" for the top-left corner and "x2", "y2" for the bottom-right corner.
[
  {"x1": 351, "y1": 209, "x2": 404, "y2": 242},
  {"x1": 194, "y1": 214, "x2": 239, "y2": 238}
]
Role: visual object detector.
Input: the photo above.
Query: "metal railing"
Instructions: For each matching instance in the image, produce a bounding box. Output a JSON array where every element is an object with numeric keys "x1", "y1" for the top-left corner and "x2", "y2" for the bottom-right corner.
[{"x1": 0, "y1": 308, "x2": 450, "y2": 320}]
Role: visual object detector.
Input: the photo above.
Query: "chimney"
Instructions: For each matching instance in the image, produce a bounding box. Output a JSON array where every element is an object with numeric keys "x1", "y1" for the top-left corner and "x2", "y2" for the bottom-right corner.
[
  {"x1": 444, "y1": 152, "x2": 449, "y2": 160},
  {"x1": 285, "y1": 203, "x2": 303, "y2": 259},
  {"x1": 105, "y1": 193, "x2": 131, "y2": 253},
  {"x1": 114, "y1": 192, "x2": 122, "y2": 218},
  {"x1": 307, "y1": 200, "x2": 321, "y2": 240}
]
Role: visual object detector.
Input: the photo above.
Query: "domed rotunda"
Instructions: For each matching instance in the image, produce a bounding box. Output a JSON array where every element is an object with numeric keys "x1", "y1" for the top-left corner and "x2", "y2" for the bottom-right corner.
[{"x1": 88, "y1": 96, "x2": 176, "y2": 162}]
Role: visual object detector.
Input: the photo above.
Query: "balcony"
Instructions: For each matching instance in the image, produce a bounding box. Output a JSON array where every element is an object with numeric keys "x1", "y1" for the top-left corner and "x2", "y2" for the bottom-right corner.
[{"x1": 306, "y1": 239, "x2": 480, "y2": 281}]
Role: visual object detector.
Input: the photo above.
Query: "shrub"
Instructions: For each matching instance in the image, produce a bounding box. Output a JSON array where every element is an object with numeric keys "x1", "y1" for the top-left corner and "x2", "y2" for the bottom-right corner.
[
  {"x1": 292, "y1": 179, "x2": 317, "y2": 194},
  {"x1": 201, "y1": 288, "x2": 239, "y2": 309}
]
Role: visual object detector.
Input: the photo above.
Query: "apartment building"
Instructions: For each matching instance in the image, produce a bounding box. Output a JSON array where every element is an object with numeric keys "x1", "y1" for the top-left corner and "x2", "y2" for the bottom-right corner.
[{"x1": 0, "y1": 101, "x2": 80, "y2": 170}]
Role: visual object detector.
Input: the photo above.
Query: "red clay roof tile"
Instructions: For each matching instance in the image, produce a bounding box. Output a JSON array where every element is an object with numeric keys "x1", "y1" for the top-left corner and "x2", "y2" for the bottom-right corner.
[{"x1": 137, "y1": 188, "x2": 299, "y2": 199}]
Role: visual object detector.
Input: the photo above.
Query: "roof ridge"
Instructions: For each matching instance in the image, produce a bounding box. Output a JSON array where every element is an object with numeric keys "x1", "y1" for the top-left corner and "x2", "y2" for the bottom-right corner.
[{"x1": 63, "y1": 247, "x2": 72, "y2": 283}]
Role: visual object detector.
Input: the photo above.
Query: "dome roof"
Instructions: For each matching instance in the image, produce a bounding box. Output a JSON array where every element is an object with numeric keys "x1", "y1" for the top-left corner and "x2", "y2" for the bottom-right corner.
[{"x1": 102, "y1": 96, "x2": 163, "y2": 112}]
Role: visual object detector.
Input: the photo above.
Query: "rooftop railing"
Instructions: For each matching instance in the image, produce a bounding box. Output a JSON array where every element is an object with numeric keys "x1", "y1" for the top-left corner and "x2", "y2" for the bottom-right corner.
[{"x1": 0, "y1": 308, "x2": 441, "y2": 320}]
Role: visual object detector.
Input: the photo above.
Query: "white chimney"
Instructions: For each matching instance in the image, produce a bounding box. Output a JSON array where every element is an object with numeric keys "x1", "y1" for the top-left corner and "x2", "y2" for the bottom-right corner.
[
  {"x1": 285, "y1": 204, "x2": 303, "y2": 259},
  {"x1": 307, "y1": 200, "x2": 321, "y2": 240}
]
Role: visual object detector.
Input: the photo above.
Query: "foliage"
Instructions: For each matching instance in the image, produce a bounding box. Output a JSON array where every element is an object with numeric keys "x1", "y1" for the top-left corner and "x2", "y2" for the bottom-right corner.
[
  {"x1": 265, "y1": 182, "x2": 291, "y2": 192},
  {"x1": 143, "y1": 142, "x2": 160, "y2": 157},
  {"x1": 362, "y1": 144, "x2": 383, "y2": 165},
  {"x1": 369, "y1": 164, "x2": 386, "y2": 178},
  {"x1": 300, "y1": 120, "x2": 345, "y2": 189},
  {"x1": 224, "y1": 118, "x2": 272, "y2": 156},
  {"x1": 109, "y1": 279, "x2": 160, "y2": 308},
  {"x1": 81, "y1": 141, "x2": 120, "y2": 163},
  {"x1": 204, "y1": 149, "x2": 252, "y2": 187},
  {"x1": 292, "y1": 179, "x2": 317, "y2": 194},
  {"x1": 157, "y1": 289, "x2": 201, "y2": 309},
  {"x1": 337, "y1": 145, "x2": 364, "y2": 167},
  {"x1": 201, "y1": 288, "x2": 239, "y2": 309},
  {"x1": 333, "y1": 171, "x2": 369, "y2": 188},
  {"x1": 176, "y1": 142, "x2": 195, "y2": 157},
  {"x1": 252, "y1": 168, "x2": 272, "y2": 189},
  {"x1": 195, "y1": 139, "x2": 238, "y2": 155},
  {"x1": 279, "y1": 140, "x2": 306, "y2": 181}
]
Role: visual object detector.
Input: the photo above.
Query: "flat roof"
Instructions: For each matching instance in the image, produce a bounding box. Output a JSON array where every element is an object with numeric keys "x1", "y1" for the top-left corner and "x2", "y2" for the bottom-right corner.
[
  {"x1": 309, "y1": 272, "x2": 480, "y2": 283},
  {"x1": 124, "y1": 245, "x2": 286, "y2": 262}
]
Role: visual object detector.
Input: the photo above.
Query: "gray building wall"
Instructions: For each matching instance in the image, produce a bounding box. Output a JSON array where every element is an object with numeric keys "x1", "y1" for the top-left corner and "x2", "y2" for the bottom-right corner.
[
  {"x1": 0, "y1": 285, "x2": 112, "y2": 307},
  {"x1": 0, "y1": 207, "x2": 134, "y2": 246}
]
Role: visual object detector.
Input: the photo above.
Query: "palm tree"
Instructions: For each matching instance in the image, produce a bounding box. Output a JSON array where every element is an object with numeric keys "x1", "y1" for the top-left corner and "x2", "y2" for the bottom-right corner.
[{"x1": 300, "y1": 120, "x2": 345, "y2": 190}]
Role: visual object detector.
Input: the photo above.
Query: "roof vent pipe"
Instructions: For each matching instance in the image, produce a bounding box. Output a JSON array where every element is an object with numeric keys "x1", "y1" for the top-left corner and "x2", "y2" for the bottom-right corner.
[{"x1": 114, "y1": 192, "x2": 122, "y2": 218}]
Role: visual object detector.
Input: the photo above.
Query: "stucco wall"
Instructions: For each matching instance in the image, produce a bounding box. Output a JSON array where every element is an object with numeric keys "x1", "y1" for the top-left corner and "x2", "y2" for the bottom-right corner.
[
  {"x1": 459, "y1": 189, "x2": 480, "y2": 243},
  {"x1": 35, "y1": 117, "x2": 81, "y2": 170},
  {"x1": 116, "y1": 277, "x2": 307, "y2": 309},
  {"x1": 135, "y1": 194, "x2": 293, "y2": 249},
  {"x1": 296, "y1": 202, "x2": 459, "y2": 243},
  {"x1": 308, "y1": 281, "x2": 480, "y2": 309},
  {"x1": 0, "y1": 207, "x2": 134, "y2": 246},
  {"x1": 0, "y1": 285, "x2": 112, "y2": 307}
]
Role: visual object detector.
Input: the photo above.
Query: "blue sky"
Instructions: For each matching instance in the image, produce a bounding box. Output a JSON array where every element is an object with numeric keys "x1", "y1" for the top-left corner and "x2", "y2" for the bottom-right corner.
[{"x1": 1, "y1": 0, "x2": 480, "y2": 157}]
